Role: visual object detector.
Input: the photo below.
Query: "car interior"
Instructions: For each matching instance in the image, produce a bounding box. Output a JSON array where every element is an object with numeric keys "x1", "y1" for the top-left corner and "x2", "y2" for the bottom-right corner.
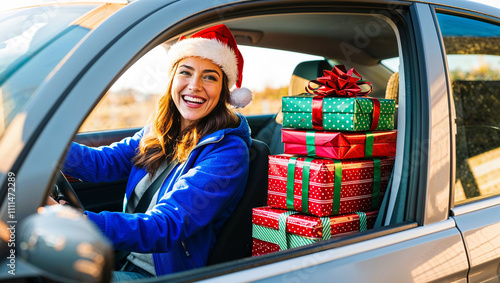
[
  {"x1": 67, "y1": 11, "x2": 403, "y2": 266},
  {"x1": 57, "y1": 4, "x2": 495, "y2": 273}
]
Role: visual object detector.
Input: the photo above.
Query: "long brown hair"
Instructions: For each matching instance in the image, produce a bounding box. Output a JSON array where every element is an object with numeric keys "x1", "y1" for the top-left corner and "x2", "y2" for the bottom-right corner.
[{"x1": 133, "y1": 62, "x2": 239, "y2": 176}]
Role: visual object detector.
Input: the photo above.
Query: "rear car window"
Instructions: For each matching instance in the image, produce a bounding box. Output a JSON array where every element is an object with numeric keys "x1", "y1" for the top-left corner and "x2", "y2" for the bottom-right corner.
[{"x1": 436, "y1": 13, "x2": 500, "y2": 204}]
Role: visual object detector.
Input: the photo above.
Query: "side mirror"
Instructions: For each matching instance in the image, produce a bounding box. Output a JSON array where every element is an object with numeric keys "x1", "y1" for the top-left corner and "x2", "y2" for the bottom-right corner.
[{"x1": 19, "y1": 205, "x2": 113, "y2": 283}]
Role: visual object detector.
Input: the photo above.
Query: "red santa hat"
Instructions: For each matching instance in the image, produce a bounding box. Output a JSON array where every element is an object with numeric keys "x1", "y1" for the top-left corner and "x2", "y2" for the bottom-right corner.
[{"x1": 166, "y1": 24, "x2": 253, "y2": 108}]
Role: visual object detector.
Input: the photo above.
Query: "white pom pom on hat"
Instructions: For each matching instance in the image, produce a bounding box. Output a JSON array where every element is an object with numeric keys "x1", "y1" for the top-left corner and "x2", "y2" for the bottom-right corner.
[
  {"x1": 229, "y1": 87, "x2": 253, "y2": 108},
  {"x1": 166, "y1": 24, "x2": 253, "y2": 108}
]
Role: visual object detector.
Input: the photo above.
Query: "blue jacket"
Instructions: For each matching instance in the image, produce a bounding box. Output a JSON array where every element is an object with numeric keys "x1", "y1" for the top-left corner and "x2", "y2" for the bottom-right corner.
[{"x1": 63, "y1": 114, "x2": 251, "y2": 276}]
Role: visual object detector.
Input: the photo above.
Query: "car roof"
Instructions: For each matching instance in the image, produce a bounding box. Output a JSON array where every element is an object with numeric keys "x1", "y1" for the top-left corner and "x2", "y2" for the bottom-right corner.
[
  {"x1": 156, "y1": 0, "x2": 499, "y2": 65},
  {"x1": 9, "y1": 0, "x2": 499, "y2": 66}
]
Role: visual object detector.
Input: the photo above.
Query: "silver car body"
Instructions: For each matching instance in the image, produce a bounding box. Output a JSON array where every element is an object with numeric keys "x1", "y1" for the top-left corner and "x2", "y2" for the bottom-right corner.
[{"x1": 0, "y1": 0, "x2": 499, "y2": 282}]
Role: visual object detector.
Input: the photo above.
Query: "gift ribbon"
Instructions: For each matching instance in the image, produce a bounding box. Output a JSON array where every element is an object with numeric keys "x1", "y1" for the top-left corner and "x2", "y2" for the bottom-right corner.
[
  {"x1": 320, "y1": 217, "x2": 332, "y2": 240},
  {"x1": 286, "y1": 157, "x2": 298, "y2": 210},
  {"x1": 278, "y1": 211, "x2": 298, "y2": 250},
  {"x1": 286, "y1": 157, "x2": 313, "y2": 213},
  {"x1": 365, "y1": 131, "x2": 374, "y2": 157},
  {"x1": 366, "y1": 97, "x2": 381, "y2": 131},
  {"x1": 371, "y1": 158, "x2": 381, "y2": 209},
  {"x1": 301, "y1": 158, "x2": 314, "y2": 214},
  {"x1": 302, "y1": 65, "x2": 375, "y2": 130},
  {"x1": 306, "y1": 131, "x2": 316, "y2": 156},
  {"x1": 354, "y1": 212, "x2": 368, "y2": 232},
  {"x1": 312, "y1": 96, "x2": 324, "y2": 130},
  {"x1": 332, "y1": 160, "x2": 342, "y2": 215},
  {"x1": 305, "y1": 65, "x2": 373, "y2": 97}
]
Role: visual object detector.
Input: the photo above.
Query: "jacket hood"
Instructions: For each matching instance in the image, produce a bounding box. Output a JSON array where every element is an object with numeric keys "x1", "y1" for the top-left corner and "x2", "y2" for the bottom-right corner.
[{"x1": 198, "y1": 113, "x2": 252, "y2": 148}]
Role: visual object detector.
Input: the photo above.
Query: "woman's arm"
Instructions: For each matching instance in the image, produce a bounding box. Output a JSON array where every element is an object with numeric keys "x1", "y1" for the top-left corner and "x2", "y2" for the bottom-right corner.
[
  {"x1": 84, "y1": 135, "x2": 250, "y2": 252},
  {"x1": 63, "y1": 128, "x2": 146, "y2": 183}
]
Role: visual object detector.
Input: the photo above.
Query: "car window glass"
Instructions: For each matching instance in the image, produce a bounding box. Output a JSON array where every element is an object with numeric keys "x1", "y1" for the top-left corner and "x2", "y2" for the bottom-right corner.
[
  {"x1": 381, "y1": 57, "x2": 399, "y2": 72},
  {"x1": 236, "y1": 46, "x2": 323, "y2": 116},
  {"x1": 79, "y1": 45, "x2": 322, "y2": 132},
  {"x1": 79, "y1": 45, "x2": 168, "y2": 132},
  {"x1": 0, "y1": 5, "x2": 97, "y2": 139},
  {"x1": 436, "y1": 13, "x2": 500, "y2": 204}
]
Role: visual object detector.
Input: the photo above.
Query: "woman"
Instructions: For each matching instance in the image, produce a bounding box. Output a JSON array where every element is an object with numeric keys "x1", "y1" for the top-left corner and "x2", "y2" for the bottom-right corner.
[{"x1": 60, "y1": 24, "x2": 253, "y2": 280}]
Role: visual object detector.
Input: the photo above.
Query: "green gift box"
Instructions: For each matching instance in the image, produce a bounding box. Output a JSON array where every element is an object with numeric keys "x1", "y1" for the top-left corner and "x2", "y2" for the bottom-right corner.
[{"x1": 282, "y1": 94, "x2": 396, "y2": 131}]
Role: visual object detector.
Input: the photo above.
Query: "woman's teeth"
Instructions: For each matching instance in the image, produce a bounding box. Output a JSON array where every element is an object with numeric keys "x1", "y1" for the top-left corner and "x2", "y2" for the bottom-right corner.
[{"x1": 183, "y1": 96, "x2": 205, "y2": 104}]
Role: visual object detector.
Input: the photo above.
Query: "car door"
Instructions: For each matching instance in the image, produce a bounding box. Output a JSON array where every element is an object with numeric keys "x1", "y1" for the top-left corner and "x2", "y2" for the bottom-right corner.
[
  {"x1": 1, "y1": 0, "x2": 485, "y2": 281},
  {"x1": 57, "y1": 1, "x2": 468, "y2": 282},
  {"x1": 432, "y1": 6, "x2": 500, "y2": 282}
]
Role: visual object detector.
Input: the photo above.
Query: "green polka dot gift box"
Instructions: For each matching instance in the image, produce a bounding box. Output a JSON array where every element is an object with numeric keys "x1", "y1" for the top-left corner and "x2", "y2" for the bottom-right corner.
[
  {"x1": 267, "y1": 154, "x2": 394, "y2": 217},
  {"x1": 282, "y1": 94, "x2": 396, "y2": 131},
  {"x1": 251, "y1": 206, "x2": 378, "y2": 256}
]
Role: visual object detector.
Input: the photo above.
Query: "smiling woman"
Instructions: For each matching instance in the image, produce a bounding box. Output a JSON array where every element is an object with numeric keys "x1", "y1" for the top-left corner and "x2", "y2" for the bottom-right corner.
[
  {"x1": 172, "y1": 58, "x2": 224, "y2": 130},
  {"x1": 57, "y1": 24, "x2": 254, "y2": 280}
]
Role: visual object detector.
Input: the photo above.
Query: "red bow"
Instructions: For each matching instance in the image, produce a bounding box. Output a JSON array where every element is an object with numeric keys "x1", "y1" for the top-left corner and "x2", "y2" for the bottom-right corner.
[{"x1": 306, "y1": 65, "x2": 372, "y2": 97}]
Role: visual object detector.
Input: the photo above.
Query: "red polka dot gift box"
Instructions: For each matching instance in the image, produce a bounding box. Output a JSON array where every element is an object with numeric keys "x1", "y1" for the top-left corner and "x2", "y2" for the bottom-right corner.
[
  {"x1": 251, "y1": 206, "x2": 378, "y2": 256},
  {"x1": 267, "y1": 154, "x2": 394, "y2": 217},
  {"x1": 282, "y1": 128, "x2": 397, "y2": 160}
]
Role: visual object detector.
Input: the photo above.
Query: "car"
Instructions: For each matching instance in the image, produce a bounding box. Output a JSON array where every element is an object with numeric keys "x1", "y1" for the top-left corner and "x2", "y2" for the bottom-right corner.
[{"x1": 0, "y1": 0, "x2": 499, "y2": 282}]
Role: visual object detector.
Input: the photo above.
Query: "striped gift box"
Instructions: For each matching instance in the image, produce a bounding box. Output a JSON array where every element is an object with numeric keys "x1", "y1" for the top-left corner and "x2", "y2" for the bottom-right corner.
[
  {"x1": 267, "y1": 155, "x2": 394, "y2": 217},
  {"x1": 252, "y1": 206, "x2": 378, "y2": 256}
]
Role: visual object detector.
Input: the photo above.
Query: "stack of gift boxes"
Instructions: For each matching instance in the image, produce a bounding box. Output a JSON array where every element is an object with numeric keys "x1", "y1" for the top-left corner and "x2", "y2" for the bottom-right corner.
[{"x1": 252, "y1": 65, "x2": 397, "y2": 256}]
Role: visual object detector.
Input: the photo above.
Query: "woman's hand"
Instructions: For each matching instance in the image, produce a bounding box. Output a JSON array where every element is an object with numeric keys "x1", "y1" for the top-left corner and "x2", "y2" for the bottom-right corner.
[
  {"x1": 46, "y1": 196, "x2": 67, "y2": 206},
  {"x1": 46, "y1": 196, "x2": 85, "y2": 220}
]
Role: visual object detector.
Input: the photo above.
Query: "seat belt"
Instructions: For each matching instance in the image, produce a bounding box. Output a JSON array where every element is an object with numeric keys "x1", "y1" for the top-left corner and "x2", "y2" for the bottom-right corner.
[
  {"x1": 115, "y1": 159, "x2": 178, "y2": 269},
  {"x1": 133, "y1": 159, "x2": 179, "y2": 213}
]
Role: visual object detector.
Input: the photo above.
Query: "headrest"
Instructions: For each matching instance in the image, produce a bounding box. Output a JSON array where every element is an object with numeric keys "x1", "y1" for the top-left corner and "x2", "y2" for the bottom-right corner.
[
  {"x1": 385, "y1": 72, "x2": 399, "y2": 105},
  {"x1": 288, "y1": 60, "x2": 333, "y2": 96}
]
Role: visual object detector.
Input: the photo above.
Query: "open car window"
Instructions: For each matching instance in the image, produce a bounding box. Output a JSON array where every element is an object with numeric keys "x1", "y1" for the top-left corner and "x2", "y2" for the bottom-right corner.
[
  {"x1": 79, "y1": 45, "x2": 323, "y2": 132},
  {"x1": 69, "y1": 5, "x2": 412, "y2": 270}
]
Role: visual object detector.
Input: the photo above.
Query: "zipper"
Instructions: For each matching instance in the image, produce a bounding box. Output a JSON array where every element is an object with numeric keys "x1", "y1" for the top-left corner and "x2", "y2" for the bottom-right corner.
[
  {"x1": 181, "y1": 241, "x2": 196, "y2": 268},
  {"x1": 178, "y1": 134, "x2": 226, "y2": 268}
]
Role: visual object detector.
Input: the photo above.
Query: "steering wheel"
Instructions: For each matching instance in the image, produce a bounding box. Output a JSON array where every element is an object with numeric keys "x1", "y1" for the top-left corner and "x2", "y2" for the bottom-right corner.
[{"x1": 52, "y1": 171, "x2": 85, "y2": 213}]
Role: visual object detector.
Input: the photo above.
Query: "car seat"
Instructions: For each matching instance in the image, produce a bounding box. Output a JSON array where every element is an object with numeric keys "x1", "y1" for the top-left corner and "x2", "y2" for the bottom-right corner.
[
  {"x1": 207, "y1": 139, "x2": 270, "y2": 265},
  {"x1": 254, "y1": 60, "x2": 333, "y2": 155}
]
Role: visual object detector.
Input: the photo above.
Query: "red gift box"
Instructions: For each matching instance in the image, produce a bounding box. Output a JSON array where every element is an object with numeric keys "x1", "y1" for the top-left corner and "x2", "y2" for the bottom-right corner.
[
  {"x1": 267, "y1": 155, "x2": 394, "y2": 217},
  {"x1": 252, "y1": 206, "x2": 377, "y2": 256},
  {"x1": 282, "y1": 129, "x2": 397, "y2": 159},
  {"x1": 252, "y1": 238, "x2": 279, "y2": 256}
]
